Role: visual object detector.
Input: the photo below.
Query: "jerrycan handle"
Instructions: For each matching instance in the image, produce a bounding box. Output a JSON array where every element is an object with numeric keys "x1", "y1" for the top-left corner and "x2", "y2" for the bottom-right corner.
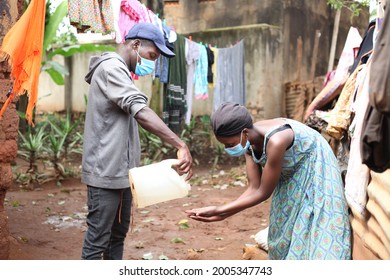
[
  {"x1": 162, "y1": 159, "x2": 181, "y2": 169},
  {"x1": 163, "y1": 159, "x2": 183, "y2": 174},
  {"x1": 161, "y1": 159, "x2": 190, "y2": 183}
]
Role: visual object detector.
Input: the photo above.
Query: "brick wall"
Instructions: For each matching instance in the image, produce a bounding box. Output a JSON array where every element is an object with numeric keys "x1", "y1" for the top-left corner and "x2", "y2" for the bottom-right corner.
[{"x1": 0, "y1": 0, "x2": 22, "y2": 260}]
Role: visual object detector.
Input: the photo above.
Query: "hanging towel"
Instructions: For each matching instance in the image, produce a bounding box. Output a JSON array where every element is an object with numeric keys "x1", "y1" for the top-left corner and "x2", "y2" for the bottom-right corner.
[
  {"x1": 163, "y1": 35, "x2": 187, "y2": 132},
  {"x1": 68, "y1": 0, "x2": 114, "y2": 34},
  {"x1": 194, "y1": 44, "x2": 208, "y2": 100},
  {"x1": 118, "y1": 0, "x2": 144, "y2": 43},
  {"x1": 184, "y1": 38, "x2": 200, "y2": 125},
  {"x1": 0, "y1": 0, "x2": 46, "y2": 125},
  {"x1": 118, "y1": 0, "x2": 140, "y2": 43},
  {"x1": 213, "y1": 40, "x2": 245, "y2": 112}
]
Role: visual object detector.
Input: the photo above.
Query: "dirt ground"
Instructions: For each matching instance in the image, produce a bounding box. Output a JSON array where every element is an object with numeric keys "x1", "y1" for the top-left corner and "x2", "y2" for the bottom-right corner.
[{"x1": 5, "y1": 163, "x2": 270, "y2": 260}]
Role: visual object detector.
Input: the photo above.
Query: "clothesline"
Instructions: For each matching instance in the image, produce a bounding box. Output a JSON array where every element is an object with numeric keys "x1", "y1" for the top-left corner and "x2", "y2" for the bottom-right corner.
[
  {"x1": 68, "y1": 0, "x2": 246, "y2": 133},
  {"x1": 69, "y1": 0, "x2": 242, "y2": 50}
]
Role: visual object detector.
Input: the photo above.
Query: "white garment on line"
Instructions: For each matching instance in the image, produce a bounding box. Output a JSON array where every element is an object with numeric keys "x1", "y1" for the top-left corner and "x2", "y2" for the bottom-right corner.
[
  {"x1": 333, "y1": 27, "x2": 362, "y2": 82},
  {"x1": 184, "y1": 38, "x2": 200, "y2": 125},
  {"x1": 344, "y1": 62, "x2": 371, "y2": 216}
]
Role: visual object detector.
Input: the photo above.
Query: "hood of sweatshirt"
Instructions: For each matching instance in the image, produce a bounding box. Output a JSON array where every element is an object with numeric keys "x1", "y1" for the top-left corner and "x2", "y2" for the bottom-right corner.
[{"x1": 85, "y1": 52, "x2": 128, "y2": 84}]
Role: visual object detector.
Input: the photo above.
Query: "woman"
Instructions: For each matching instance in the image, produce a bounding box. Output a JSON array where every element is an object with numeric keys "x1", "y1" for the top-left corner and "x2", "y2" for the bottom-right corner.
[{"x1": 186, "y1": 102, "x2": 351, "y2": 260}]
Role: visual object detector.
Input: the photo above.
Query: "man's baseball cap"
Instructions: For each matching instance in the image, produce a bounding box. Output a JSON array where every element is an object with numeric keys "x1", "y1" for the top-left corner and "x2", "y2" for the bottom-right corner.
[{"x1": 125, "y1": 23, "x2": 175, "y2": 58}]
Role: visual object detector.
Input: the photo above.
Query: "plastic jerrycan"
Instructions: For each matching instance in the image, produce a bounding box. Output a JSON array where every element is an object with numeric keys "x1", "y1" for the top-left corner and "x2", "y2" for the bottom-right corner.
[{"x1": 129, "y1": 159, "x2": 191, "y2": 208}]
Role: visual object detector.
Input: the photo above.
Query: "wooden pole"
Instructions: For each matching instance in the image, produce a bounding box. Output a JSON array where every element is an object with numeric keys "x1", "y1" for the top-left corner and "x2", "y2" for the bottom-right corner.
[
  {"x1": 295, "y1": 36, "x2": 303, "y2": 82},
  {"x1": 64, "y1": 56, "x2": 73, "y2": 115},
  {"x1": 328, "y1": 9, "x2": 341, "y2": 73},
  {"x1": 310, "y1": 30, "x2": 321, "y2": 80}
]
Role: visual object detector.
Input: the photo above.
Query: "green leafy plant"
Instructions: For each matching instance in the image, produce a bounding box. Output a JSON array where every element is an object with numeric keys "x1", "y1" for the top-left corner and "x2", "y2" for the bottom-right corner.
[
  {"x1": 327, "y1": 0, "x2": 370, "y2": 17},
  {"x1": 44, "y1": 112, "x2": 83, "y2": 182},
  {"x1": 17, "y1": 123, "x2": 48, "y2": 174},
  {"x1": 40, "y1": 0, "x2": 116, "y2": 85},
  {"x1": 14, "y1": 171, "x2": 52, "y2": 189},
  {"x1": 212, "y1": 143, "x2": 226, "y2": 171},
  {"x1": 16, "y1": 110, "x2": 84, "y2": 187},
  {"x1": 47, "y1": 112, "x2": 82, "y2": 158},
  {"x1": 139, "y1": 126, "x2": 175, "y2": 164},
  {"x1": 45, "y1": 131, "x2": 67, "y2": 180}
]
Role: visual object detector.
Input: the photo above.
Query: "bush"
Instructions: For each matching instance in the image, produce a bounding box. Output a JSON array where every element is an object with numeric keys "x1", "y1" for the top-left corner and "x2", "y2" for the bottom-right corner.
[{"x1": 15, "y1": 113, "x2": 241, "y2": 188}]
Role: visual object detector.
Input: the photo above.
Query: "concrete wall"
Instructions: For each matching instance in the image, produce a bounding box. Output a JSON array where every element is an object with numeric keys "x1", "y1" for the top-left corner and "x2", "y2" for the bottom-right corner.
[
  {"x1": 37, "y1": 24, "x2": 283, "y2": 120},
  {"x1": 189, "y1": 24, "x2": 283, "y2": 120},
  {"x1": 36, "y1": 56, "x2": 66, "y2": 113},
  {"x1": 36, "y1": 0, "x2": 369, "y2": 119},
  {"x1": 164, "y1": 0, "x2": 283, "y2": 34},
  {"x1": 164, "y1": 0, "x2": 369, "y2": 117},
  {"x1": 37, "y1": 46, "x2": 153, "y2": 113}
]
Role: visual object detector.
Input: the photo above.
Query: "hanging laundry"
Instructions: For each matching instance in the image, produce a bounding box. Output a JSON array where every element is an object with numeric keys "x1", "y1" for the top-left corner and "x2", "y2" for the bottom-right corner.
[
  {"x1": 184, "y1": 38, "x2": 200, "y2": 125},
  {"x1": 304, "y1": 75, "x2": 347, "y2": 120},
  {"x1": 140, "y1": 3, "x2": 152, "y2": 23},
  {"x1": 325, "y1": 64, "x2": 364, "y2": 140},
  {"x1": 206, "y1": 45, "x2": 215, "y2": 84},
  {"x1": 304, "y1": 26, "x2": 362, "y2": 119},
  {"x1": 163, "y1": 35, "x2": 187, "y2": 132},
  {"x1": 194, "y1": 43, "x2": 209, "y2": 100},
  {"x1": 155, "y1": 25, "x2": 176, "y2": 83},
  {"x1": 213, "y1": 40, "x2": 245, "y2": 112},
  {"x1": 162, "y1": 25, "x2": 176, "y2": 52},
  {"x1": 0, "y1": 0, "x2": 46, "y2": 125},
  {"x1": 209, "y1": 46, "x2": 218, "y2": 88},
  {"x1": 344, "y1": 62, "x2": 371, "y2": 217},
  {"x1": 155, "y1": 55, "x2": 169, "y2": 83},
  {"x1": 368, "y1": 18, "x2": 390, "y2": 113},
  {"x1": 111, "y1": 0, "x2": 122, "y2": 43},
  {"x1": 349, "y1": 20, "x2": 376, "y2": 74},
  {"x1": 150, "y1": 11, "x2": 163, "y2": 34},
  {"x1": 361, "y1": 8, "x2": 390, "y2": 173},
  {"x1": 361, "y1": 104, "x2": 390, "y2": 173},
  {"x1": 333, "y1": 27, "x2": 362, "y2": 82},
  {"x1": 68, "y1": 0, "x2": 114, "y2": 34},
  {"x1": 118, "y1": 0, "x2": 151, "y2": 43},
  {"x1": 321, "y1": 68, "x2": 336, "y2": 89}
]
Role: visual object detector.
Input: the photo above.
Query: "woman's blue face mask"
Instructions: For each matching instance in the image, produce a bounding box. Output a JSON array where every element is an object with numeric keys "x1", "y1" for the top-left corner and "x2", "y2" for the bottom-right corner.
[
  {"x1": 224, "y1": 131, "x2": 250, "y2": 157},
  {"x1": 135, "y1": 45, "x2": 155, "y2": 76}
]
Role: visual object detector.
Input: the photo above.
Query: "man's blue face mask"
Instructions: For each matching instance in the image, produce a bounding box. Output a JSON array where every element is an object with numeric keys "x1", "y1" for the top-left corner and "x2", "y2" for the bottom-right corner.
[
  {"x1": 224, "y1": 130, "x2": 250, "y2": 157},
  {"x1": 135, "y1": 45, "x2": 155, "y2": 76}
]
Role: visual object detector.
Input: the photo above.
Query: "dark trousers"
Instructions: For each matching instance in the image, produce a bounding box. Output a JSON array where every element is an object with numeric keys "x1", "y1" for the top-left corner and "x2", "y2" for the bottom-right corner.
[{"x1": 81, "y1": 186, "x2": 132, "y2": 260}]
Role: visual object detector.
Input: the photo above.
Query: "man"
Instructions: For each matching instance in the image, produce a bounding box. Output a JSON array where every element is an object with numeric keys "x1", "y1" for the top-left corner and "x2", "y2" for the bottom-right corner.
[{"x1": 81, "y1": 23, "x2": 193, "y2": 260}]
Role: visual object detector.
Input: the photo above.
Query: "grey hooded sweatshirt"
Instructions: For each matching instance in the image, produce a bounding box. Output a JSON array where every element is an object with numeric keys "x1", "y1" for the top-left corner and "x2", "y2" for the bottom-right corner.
[{"x1": 81, "y1": 52, "x2": 148, "y2": 189}]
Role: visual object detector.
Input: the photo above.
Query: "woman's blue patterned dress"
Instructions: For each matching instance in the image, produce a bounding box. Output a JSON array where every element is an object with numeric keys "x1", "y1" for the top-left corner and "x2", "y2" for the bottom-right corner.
[{"x1": 257, "y1": 119, "x2": 351, "y2": 259}]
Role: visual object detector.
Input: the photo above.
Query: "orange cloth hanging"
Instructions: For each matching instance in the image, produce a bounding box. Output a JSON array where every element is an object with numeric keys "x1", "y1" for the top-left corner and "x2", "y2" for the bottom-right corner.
[{"x1": 0, "y1": 0, "x2": 46, "y2": 125}]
